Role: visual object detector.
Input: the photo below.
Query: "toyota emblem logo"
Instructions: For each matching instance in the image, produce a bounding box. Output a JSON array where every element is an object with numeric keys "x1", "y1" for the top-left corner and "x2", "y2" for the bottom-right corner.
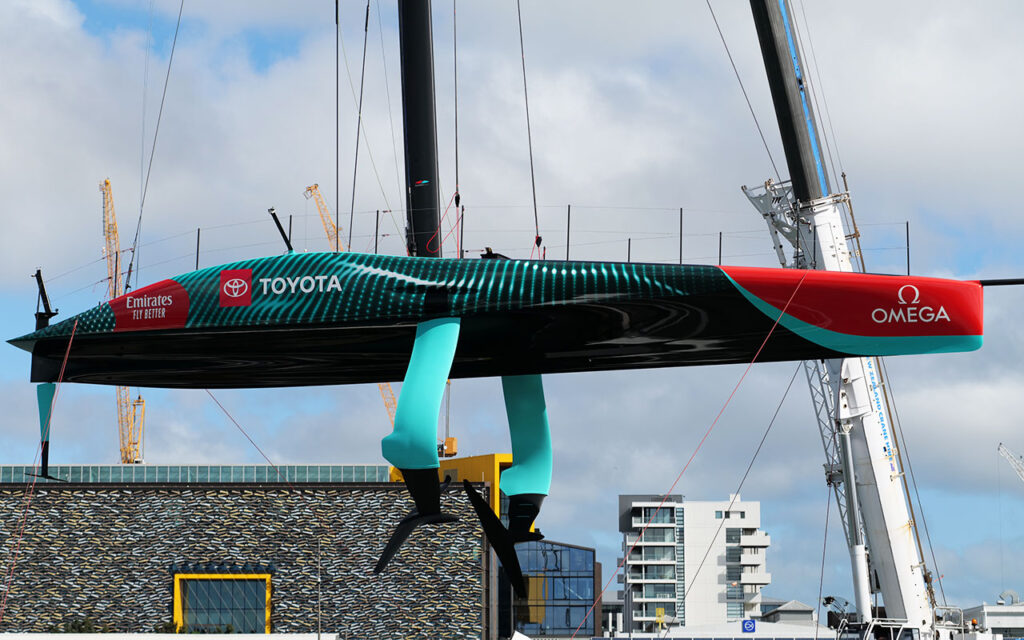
[
  {"x1": 223, "y1": 278, "x2": 249, "y2": 298},
  {"x1": 897, "y1": 284, "x2": 920, "y2": 305}
]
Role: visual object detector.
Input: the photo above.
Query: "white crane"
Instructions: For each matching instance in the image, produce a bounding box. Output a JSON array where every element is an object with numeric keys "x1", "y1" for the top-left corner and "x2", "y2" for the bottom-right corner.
[
  {"x1": 742, "y1": 3, "x2": 986, "y2": 640},
  {"x1": 998, "y1": 443, "x2": 1024, "y2": 485}
]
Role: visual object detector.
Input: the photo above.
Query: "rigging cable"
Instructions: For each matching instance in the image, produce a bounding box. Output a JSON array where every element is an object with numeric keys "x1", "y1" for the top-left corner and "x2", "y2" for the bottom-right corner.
[
  {"x1": 336, "y1": 0, "x2": 340, "y2": 251},
  {"x1": 376, "y1": 0, "x2": 405, "y2": 210},
  {"x1": 794, "y1": 0, "x2": 844, "y2": 178},
  {"x1": 140, "y1": 0, "x2": 156, "y2": 218},
  {"x1": 337, "y1": 5, "x2": 404, "y2": 247},
  {"x1": 125, "y1": 0, "x2": 185, "y2": 292},
  {"x1": 678, "y1": 364, "x2": 801, "y2": 607},
  {"x1": 705, "y1": 0, "x2": 782, "y2": 183},
  {"x1": 348, "y1": 0, "x2": 371, "y2": 251},
  {"x1": 878, "y1": 356, "x2": 947, "y2": 605},
  {"x1": 789, "y1": 1, "x2": 839, "y2": 185},
  {"x1": 0, "y1": 320, "x2": 78, "y2": 625},
  {"x1": 814, "y1": 483, "x2": 833, "y2": 640},
  {"x1": 453, "y1": 0, "x2": 461, "y2": 209},
  {"x1": 571, "y1": 272, "x2": 810, "y2": 639},
  {"x1": 515, "y1": 0, "x2": 542, "y2": 257}
]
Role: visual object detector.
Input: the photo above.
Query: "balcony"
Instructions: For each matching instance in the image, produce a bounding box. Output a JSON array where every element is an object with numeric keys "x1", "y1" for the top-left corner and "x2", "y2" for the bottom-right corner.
[
  {"x1": 740, "y1": 531, "x2": 770, "y2": 547},
  {"x1": 739, "y1": 553, "x2": 762, "y2": 565},
  {"x1": 632, "y1": 517, "x2": 674, "y2": 527},
  {"x1": 740, "y1": 571, "x2": 771, "y2": 585}
]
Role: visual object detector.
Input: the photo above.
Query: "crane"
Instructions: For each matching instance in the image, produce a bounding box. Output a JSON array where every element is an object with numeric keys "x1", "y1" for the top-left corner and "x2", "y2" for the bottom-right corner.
[
  {"x1": 303, "y1": 184, "x2": 456, "y2": 456},
  {"x1": 101, "y1": 179, "x2": 146, "y2": 464},
  {"x1": 741, "y1": 3, "x2": 973, "y2": 638},
  {"x1": 999, "y1": 443, "x2": 1024, "y2": 485}
]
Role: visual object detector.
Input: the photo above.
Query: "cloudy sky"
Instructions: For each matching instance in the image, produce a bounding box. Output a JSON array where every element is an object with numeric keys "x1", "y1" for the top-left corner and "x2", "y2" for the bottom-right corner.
[{"x1": 2, "y1": 0, "x2": 1023, "y2": 616}]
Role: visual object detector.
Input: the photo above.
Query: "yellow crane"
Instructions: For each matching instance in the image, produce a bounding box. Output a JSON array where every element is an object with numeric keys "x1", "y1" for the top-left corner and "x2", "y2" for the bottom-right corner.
[
  {"x1": 101, "y1": 179, "x2": 146, "y2": 464},
  {"x1": 303, "y1": 184, "x2": 455, "y2": 456}
]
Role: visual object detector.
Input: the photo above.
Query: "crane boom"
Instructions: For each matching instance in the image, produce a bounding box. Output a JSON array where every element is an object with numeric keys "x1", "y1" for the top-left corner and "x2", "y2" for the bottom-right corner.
[
  {"x1": 101, "y1": 179, "x2": 145, "y2": 464},
  {"x1": 303, "y1": 184, "x2": 409, "y2": 436},
  {"x1": 999, "y1": 443, "x2": 1024, "y2": 485},
  {"x1": 304, "y1": 183, "x2": 344, "y2": 252}
]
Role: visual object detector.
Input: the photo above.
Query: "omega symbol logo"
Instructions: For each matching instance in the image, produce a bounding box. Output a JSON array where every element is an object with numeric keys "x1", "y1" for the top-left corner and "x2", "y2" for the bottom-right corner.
[
  {"x1": 897, "y1": 284, "x2": 920, "y2": 305},
  {"x1": 223, "y1": 278, "x2": 249, "y2": 298}
]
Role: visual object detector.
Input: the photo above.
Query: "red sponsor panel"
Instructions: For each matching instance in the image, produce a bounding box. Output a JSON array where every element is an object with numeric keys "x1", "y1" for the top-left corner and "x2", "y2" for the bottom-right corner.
[
  {"x1": 721, "y1": 267, "x2": 983, "y2": 337},
  {"x1": 219, "y1": 269, "x2": 253, "y2": 307},
  {"x1": 110, "y1": 280, "x2": 190, "y2": 332}
]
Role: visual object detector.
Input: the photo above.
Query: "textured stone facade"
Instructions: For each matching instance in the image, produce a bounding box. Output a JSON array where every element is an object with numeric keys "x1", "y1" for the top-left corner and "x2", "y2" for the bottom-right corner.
[{"x1": 0, "y1": 482, "x2": 486, "y2": 636}]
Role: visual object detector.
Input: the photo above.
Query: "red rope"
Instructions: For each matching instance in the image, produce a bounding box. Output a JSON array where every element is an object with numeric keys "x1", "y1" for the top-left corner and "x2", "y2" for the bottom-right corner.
[
  {"x1": 0, "y1": 320, "x2": 78, "y2": 626},
  {"x1": 570, "y1": 271, "x2": 809, "y2": 638},
  {"x1": 426, "y1": 191, "x2": 458, "y2": 255}
]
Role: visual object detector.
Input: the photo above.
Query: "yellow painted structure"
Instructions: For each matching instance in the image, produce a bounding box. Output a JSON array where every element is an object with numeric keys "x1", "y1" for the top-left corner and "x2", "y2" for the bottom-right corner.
[
  {"x1": 390, "y1": 453, "x2": 513, "y2": 517},
  {"x1": 172, "y1": 573, "x2": 272, "y2": 633}
]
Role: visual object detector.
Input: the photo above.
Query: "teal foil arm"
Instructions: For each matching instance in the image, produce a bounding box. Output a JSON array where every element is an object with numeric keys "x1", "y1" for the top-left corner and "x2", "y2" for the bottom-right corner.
[
  {"x1": 381, "y1": 317, "x2": 462, "y2": 470},
  {"x1": 499, "y1": 374, "x2": 553, "y2": 496}
]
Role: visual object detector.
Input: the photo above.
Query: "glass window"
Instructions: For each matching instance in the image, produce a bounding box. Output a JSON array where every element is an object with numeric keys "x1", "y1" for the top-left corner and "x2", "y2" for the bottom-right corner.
[
  {"x1": 1, "y1": 467, "x2": 10, "y2": 483},
  {"x1": 725, "y1": 528, "x2": 741, "y2": 544},
  {"x1": 726, "y1": 547, "x2": 742, "y2": 562},
  {"x1": 144, "y1": 466, "x2": 156, "y2": 482},
  {"x1": 179, "y1": 577, "x2": 268, "y2": 632},
  {"x1": 168, "y1": 466, "x2": 180, "y2": 483},
  {"x1": 70, "y1": 466, "x2": 82, "y2": 483},
  {"x1": 726, "y1": 601, "x2": 744, "y2": 620},
  {"x1": 740, "y1": 511, "x2": 746, "y2": 519},
  {"x1": 220, "y1": 466, "x2": 231, "y2": 482},
  {"x1": 198, "y1": 467, "x2": 209, "y2": 483},
  {"x1": 715, "y1": 510, "x2": 723, "y2": 519},
  {"x1": 294, "y1": 466, "x2": 306, "y2": 482},
  {"x1": 353, "y1": 466, "x2": 366, "y2": 482},
  {"x1": 156, "y1": 466, "x2": 167, "y2": 482},
  {"x1": 644, "y1": 583, "x2": 675, "y2": 599},
  {"x1": 98, "y1": 467, "x2": 110, "y2": 483},
  {"x1": 342, "y1": 466, "x2": 354, "y2": 482}
]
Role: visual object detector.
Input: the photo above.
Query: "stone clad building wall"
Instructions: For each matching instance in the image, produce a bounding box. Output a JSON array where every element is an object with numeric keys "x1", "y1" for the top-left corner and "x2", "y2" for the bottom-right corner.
[{"x1": 0, "y1": 482, "x2": 485, "y2": 637}]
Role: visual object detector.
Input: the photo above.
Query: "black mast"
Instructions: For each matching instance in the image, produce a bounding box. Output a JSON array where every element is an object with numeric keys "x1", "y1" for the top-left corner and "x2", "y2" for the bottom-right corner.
[
  {"x1": 398, "y1": 0, "x2": 442, "y2": 258},
  {"x1": 749, "y1": 0, "x2": 829, "y2": 201}
]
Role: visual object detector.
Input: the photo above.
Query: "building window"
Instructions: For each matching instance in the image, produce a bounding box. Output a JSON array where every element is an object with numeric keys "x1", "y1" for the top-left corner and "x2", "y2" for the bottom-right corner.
[
  {"x1": 725, "y1": 528, "x2": 741, "y2": 544},
  {"x1": 727, "y1": 601, "x2": 744, "y2": 620},
  {"x1": 726, "y1": 547, "x2": 742, "y2": 562},
  {"x1": 740, "y1": 511, "x2": 746, "y2": 519},
  {"x1": 174, "y1": 574, "x2": 271, "y2": 633},
  {"x1": 715, "y1": 510, "x2": 723, "y2": 519}
]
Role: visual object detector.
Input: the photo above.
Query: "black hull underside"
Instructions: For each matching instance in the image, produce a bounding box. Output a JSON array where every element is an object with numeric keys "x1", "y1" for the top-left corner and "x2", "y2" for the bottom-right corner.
[{"x1": 26, "y1": 296, "x2": 841, "y2": 388}]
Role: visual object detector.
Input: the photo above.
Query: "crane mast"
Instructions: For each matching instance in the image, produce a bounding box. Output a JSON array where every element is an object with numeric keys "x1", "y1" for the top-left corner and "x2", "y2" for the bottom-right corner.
[
  {"x1": 101, "y1": 179, "x2": 145, "y2": 464},
  {"x1": 998, "y1": 443, "x2": 1024, "y2": 485},
  {"x1": 745, "y1": 1, "x2": 935, "y2": 634}
]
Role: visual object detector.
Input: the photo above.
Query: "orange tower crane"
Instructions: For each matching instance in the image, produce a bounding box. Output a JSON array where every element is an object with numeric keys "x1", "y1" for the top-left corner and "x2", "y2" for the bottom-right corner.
[
  {"x1": 101, "y1": 179, "x2": 146, "y2": 463},
  {"x1": 303, "y1": 184, "x2": 455, "y2": 456}
]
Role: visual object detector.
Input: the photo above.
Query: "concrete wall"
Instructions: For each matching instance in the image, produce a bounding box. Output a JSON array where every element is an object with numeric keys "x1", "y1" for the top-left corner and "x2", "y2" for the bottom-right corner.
[{"x1": 0, "y1": 483, "x2": 485, "y2": 637}]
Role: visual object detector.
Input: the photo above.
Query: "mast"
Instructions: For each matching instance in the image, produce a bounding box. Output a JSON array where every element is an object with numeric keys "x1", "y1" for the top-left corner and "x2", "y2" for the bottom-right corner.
[
  {"x1": 747, "y1": 1, "x2": 934, "y2": 633},
  {"x1": 398, "y1": 0, "x2": 442, "y2": 258},
  {"x1": 749, "y1": 0, "x2": 828, "y2": 201}
]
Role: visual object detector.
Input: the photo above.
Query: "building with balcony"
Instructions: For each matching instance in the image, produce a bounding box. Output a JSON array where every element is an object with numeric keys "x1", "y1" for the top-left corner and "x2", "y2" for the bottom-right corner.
[{"x1": 616, "y1": 493, "x2": 770, "y2": 633}]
